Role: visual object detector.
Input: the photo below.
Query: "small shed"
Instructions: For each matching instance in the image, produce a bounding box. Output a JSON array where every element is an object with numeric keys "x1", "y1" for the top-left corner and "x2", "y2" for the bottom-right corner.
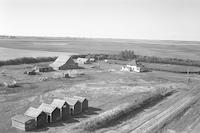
[
  {"x1": 24, "y1": 107, "x2": 47, "y2": 127},
  {"x1": 38, "y1": 103, "x2": 60, "y2": 123},
  {"x1": 76, "y1": 58, "x2": 90, "y2": 64},
  {"x1": 34, "y1": 66, "x2": 54, "y2": 72},
  {"x1": 51, "y1": 99, "x2": 70, "y2": 120},
  {"x1": 11, "y1": 114, "x2": 36, "y2": 131},
  {"x1": 64, "y1": 97, "x2": 82, "y2": 115},
  {"x1": 73, "y1": 96, "x2": 88, "y2": 111},
  {"x1": 50, "y1": 55, "x2": 78, "y2": 70}
]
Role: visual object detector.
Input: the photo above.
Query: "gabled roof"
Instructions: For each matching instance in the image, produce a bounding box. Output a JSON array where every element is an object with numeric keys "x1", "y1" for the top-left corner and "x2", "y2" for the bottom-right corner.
[
  {"x1": 51, "y1": 99, "x2": 67, "y2": 109},
  {"x1": 127, "y1": 60, "x2": 137, "y2": 66},
  {"x1": 64, "y1": 97, "x2": 80, "y2": 106},
  {"x1": 24, "y1": 107, "x2": 44, "y2": 118},
  {"x1": 38, "y1": 103, "x2": 57, "y2": 114},
  {"x1": 73, "y1": 96, "x2": 87, "y2": 103},
  {"x1": 11, "y1": 114, "x2": 34, "y2": 123},
  {"x1": 50, "y1": 55, "x2": 71, "y2": 68}
]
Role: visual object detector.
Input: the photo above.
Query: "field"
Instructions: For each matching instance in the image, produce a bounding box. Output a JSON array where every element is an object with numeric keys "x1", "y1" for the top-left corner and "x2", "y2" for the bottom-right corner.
[{"x1": 1, "y1": 37, "x2": 200, "y2": 133}]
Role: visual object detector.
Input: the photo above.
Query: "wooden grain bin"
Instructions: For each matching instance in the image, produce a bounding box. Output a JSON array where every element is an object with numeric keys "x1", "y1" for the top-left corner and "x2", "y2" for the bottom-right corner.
[
  {"x1": 73, "y1": 96, "x2": 88, "y2": 111},
  {"x1": 38, "y1": 103, "x2": 60, "y2": 123},
  {"x1": 11, "y1": 114, "x2": 36, "y2": 131},
  {"x1": 51, "y1": 99, "x2": 70, "y2": 120},
  {"x1": 64, "y1": 97, "x2": 82, "y2": 115},
  {"x1": 24, "y1": 107, "x2": 47, "y2": 127}
]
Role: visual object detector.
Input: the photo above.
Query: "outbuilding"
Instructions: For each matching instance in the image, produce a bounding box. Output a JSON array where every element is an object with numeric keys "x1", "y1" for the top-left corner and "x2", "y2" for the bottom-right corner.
[
  {"x1": 73, "y1": 96, "x2": 88, "y2": 111},
  {"x1": 51, "y1": 99, "x2": 70, "y2": 120},
  {"x1": 24, "y1": 107, "x2": 47, "y2": 127},
  {"x1": 64, "y1": 97, "x2": 82, "y2": 115},
  {"x1": 11, "y1": 114, "x2": 36, "y2": 131},
  {"x1": 38, "y1": 103, "x2": 60, "y2": 123},
  {"x1": 34, "y1": 66, "x2": 54, "y2": 72},
  {"x1": 76, "y1": 58, "x2": 90, "y2": 64},
  {"x1": 50, "y1": 55, "x2": 78, "y2": 70}
]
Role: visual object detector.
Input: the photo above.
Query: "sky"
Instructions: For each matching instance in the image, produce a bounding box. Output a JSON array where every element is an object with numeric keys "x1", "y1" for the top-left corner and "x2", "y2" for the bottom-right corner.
[{"x1": 0, "y1": 0, "x2": 200, "y2": 41}]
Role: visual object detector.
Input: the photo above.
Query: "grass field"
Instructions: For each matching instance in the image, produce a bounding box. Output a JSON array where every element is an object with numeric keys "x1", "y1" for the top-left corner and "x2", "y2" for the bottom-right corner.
[{"x1": 1, "y1": 37, "x2": 200, "y2": 59}]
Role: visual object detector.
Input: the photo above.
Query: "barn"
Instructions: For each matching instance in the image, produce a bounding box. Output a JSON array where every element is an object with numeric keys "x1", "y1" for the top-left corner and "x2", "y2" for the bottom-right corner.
[
  {"x1": 38, "y1": 103, "x2": 60, "y2": 123},
  {"x1": 11, "y1": 114, "x2": 36, "y2": 131},
  {"x1": 50, "y1": 55, "x2": 78, "y2": 70},
  {"x1": 24, "y1": 107, "x2": 47, "y2": 127},
  {"x1": 73, "y1": 96, "x2": 88, "y2": 111},
  {"x1": 51, "y1": 99, "x2": 70, "y2": 120},
  {"x1": 64, "y1": 97, "x2": 82, "y2": 115}
]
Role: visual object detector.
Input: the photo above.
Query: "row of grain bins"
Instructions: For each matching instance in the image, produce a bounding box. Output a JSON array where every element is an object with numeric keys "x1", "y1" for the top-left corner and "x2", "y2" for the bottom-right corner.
[{"x1": 11, "y1": 96, "x2": 88, "y2": 131}]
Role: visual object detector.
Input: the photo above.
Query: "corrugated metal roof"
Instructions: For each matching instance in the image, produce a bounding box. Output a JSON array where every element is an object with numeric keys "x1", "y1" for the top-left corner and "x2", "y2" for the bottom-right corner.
[
  {"x1": 24, "y1": 107, "x2": 43, "y2": 118},
  {"x1": 73, "y1": 96, "x2": 87, "y2": 102},
  {"x1": 51, "y1": 99, "x2": 66, "y2": 109},
  {"x1": 38, "y1": 103, "x2": 57, "y2": 114},
  {"x1": 50, "y1": 55, "x2": 71, "y2": 68},
  {"x1": 11, "y1": 114, "x2": 34, "y2": 123},
  {"x1": 64, "y1": 97, "x2": 79, "y2": 106}
]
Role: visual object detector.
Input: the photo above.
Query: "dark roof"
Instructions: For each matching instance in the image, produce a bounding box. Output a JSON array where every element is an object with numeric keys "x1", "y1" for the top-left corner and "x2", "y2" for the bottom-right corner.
[
  {"x1": 64, "y1": 97, "x2": 80, "y2": 106},
  {"x1": 38, "y1": 103, "x2": 57, "y2": 114},
  {"x1": 73, "y1": 96, "x2": 87, "y2": 103},
  {"x1": 11, "y1": 114, "x2": 34, "y2": 123},
  {"x1": 51, "y1": 99, "x2": 67, "y2": 109},
  {"x1": 24, "y1": 107, "x2": 43, "y2": 118}
]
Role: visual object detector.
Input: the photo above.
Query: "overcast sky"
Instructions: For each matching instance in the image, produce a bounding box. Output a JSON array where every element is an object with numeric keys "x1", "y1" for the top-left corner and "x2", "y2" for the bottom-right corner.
[{"x1": 0, "y1": 0, "x2": 200, "y2": 41}]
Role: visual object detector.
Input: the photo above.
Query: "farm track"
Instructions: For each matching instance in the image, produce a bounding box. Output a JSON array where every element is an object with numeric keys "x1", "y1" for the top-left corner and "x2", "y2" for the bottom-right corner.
[{"x1": 102, "y1": 86, "x2": 200, "y2": 133}]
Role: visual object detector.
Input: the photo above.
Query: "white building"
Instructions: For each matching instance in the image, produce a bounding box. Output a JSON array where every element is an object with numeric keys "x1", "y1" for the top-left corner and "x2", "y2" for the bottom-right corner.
[{"x1": 121, "y1": 60, "x2": 143, "y2": 72}]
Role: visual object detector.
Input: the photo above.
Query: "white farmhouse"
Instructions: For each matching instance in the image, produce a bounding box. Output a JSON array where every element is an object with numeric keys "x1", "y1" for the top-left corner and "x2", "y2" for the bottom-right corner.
[{"x1": 121, "y1": 60, "x2": 143, "y2": 72}]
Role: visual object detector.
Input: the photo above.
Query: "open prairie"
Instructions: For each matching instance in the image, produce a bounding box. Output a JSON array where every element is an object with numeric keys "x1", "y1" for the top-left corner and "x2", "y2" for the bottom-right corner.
[
  {"x1": 1, "y1": 37, "x2": 200, "y2": 133},
  {"x1": 1, "y1": 37, "x2": 200, "y2": 59}
]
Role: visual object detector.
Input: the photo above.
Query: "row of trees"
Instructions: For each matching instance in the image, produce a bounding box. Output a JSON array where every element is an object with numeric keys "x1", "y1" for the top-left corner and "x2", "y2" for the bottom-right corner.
[{"x1": 0, "y1": 57, "x2": 56, "y2": 66}]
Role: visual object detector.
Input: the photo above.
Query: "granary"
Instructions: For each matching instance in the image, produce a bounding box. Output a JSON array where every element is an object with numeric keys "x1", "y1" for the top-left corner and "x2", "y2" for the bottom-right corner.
[
  {"x1": 76, "y1": 58, "x2": 90, "y2": 64},
  {"x1": 64, "y1": 97, "x2": 82, "y2": 115},
  {"x1": 121, "y1": 60, "x2": 144, "y2": 72},
  {"x1": 50, "y1": 55, "x2": 78, "y2": 70},
  {"x1": 73, "y1": 96, "x2": 88, "y2": 111},
  {"x1": 51, "y1": 99, "x2": 70, "y2": 120},
  {"x1": 24, "y1": 107, "x2": 47, "y2": 127},
  {"x1": 38, "y1": 103, "x2": 60, "y2": 123},
  {"x1": 11, "y1": 114, "x2": 36, "y2": 131}
]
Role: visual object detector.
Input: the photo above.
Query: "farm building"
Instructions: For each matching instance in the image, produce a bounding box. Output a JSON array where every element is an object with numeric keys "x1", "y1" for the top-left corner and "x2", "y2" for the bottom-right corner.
[
  {"x1": 34, "y1": 66, "x2": 54, "y2": 72},
  {"x1": 24, "y1": 107, "x2": 47, "y2": 127},
  {"x1": 11, "y1": 114, "x2": 36, "y2": 131},
  {"x1": 38, "y1": 103, "x2": 60, "y2": 123},
  {"x1": 50, "y1": 55, "x2": 78, "y2": 70},
  {"x1": 51, "y1": 99, "x2": 70, "y2": 120},
  {"x1": 76, "y1": 58, "x2": 90, "y2": 64},
  {"x1": 64, "y1": 97, "x2": 82, "y2": 115},
  {"x1": 121, "y1": 60, "x2": 144, "y2": 72},
  {"x1": 73, "y1": 96, "x2": 88, "y2": 111},
  {"x1": 89, "y1": 58, "x2": 95, "y2": 62}
]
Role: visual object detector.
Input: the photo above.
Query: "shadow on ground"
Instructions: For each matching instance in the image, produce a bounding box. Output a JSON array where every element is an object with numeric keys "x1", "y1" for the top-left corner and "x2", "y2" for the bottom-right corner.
[{"x1": 34, "y1": 106, "x2": 101, "y2": 132}]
